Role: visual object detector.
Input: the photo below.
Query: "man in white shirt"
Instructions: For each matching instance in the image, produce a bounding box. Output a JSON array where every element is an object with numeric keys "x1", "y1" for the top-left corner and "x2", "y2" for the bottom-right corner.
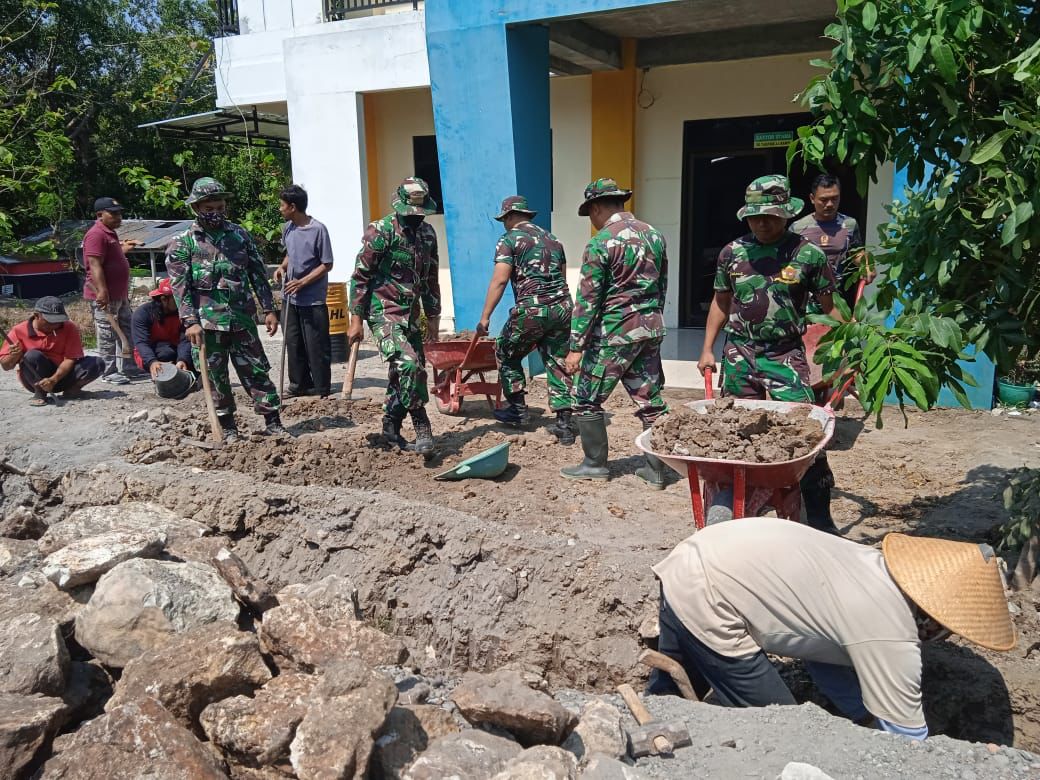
[{"x1": 650, "y1": 518, "x2": 1016, "y2": 739}]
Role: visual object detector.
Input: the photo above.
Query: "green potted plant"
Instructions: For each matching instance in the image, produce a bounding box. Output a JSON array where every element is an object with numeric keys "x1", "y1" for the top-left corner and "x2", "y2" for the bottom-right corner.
[{"x1": 997, "y1": 351, "x2": 1039, "y2": 407}]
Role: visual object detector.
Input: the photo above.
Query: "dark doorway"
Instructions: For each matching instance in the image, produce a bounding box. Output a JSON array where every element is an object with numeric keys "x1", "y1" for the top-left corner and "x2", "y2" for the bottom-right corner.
[{"x1": 679, "y1": 114, "x2": 867, "y2": 327}]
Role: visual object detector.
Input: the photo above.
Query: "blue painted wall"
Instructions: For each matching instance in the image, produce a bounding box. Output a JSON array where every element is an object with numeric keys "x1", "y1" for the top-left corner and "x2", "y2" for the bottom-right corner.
[
  {"x1": 887, "y1": 166, "x2": 995, "y2": 409},
  {"x1": 426, "y1": 0, "x2": 680, "y2": 332}
]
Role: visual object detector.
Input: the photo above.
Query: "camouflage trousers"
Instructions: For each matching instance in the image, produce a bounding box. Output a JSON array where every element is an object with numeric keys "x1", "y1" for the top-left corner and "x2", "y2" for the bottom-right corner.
[
  {"x1": 721, "y1": 338, "x2": 814, "y2": 403},
  {"x1": 574, "y1": 337, "x2": 667, "y2": 423},
  {"x1": 496, "y1": 302, "x2": 573, "y2": 411},
  {"x1": 372, "y1": 319, "x2": 428, "y2": 415},
  {"x1": 193, "y1": 325, "x2": 280, "y2": 418}
]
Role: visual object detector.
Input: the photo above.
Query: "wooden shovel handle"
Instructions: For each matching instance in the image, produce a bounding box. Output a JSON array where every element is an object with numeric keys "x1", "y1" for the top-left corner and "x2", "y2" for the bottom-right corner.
[
  {"x1": 341, "y1": 340, "x2": 360, "y2": 399},
  {"x1": 196, "y1": 343, "x2": 223, "y2": 443}
]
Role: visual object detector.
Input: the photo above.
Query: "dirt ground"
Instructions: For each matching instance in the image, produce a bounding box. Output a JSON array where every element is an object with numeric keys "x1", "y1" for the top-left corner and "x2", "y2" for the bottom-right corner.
[{"x1": 2, "y1": 332, "x2": 1040, "y2": 755}]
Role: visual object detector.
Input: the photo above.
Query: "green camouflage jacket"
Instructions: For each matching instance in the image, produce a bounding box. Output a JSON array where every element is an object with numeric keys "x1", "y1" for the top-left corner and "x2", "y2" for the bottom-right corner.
[
  {"x1": 570, "y1": 211, "x2": 667, "y2": 351},
  {"x1": 493, "y1": 221, "x2": 571, "y2": 308},
  {"x1": 165, "y1": 220, "x2": 274, "y2": 332},
  {"x1": 714, "y1": 230, "x2": 836, "y2": 344},
  {"x1": 349, "y1": 214, "x2": 440, "y2": 324}
]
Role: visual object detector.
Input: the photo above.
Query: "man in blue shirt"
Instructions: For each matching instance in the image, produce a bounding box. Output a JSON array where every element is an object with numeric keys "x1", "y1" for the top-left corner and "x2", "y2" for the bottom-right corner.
[{"x1": 274, "y1": 185, "x2": 335, "y2": 398}]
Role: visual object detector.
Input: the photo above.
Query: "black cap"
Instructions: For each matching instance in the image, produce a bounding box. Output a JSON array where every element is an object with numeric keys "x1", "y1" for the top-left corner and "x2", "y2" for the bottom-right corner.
[
  {"x1": 93, "y1": 197, "x2": 125, "y2": 213},
  {"x1": 34, "y1": 296, "x2": 69, "y2": 323}
]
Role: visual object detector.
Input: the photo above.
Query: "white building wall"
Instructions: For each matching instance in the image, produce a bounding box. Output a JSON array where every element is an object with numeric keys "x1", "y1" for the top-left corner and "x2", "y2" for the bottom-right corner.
[{"x1": 549, "y1": 76, "x2": 592, "y2": 295}]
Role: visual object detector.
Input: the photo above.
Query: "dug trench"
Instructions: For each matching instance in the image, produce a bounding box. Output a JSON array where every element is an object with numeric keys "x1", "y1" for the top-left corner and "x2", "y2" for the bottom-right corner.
[{"x1": 5, "y1": 375, "x2": 1040, "y2": 761}]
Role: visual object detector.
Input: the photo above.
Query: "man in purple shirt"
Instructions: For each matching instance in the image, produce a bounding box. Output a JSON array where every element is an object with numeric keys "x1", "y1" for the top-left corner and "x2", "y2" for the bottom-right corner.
[
  {"x1": 273, "y1": 185, "x2": 334, "y2": 398},
  {"x1": 81, "y1": 196, "x2": 139, "y2": 383}
]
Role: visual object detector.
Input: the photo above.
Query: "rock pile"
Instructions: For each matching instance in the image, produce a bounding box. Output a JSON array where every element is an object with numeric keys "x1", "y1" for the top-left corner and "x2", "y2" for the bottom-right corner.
[
  {"x1": 0, "y1": 498, "x2": 655, "y2": 779},
  {"x1": 651, "y1": 399, "x2": 823, "y2": 463}
]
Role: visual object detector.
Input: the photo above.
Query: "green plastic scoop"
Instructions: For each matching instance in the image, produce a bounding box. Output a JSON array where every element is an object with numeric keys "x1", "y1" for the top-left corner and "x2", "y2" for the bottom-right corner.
[{"x1": 434, "y1": 441, "x2": 512, "y2": 481}]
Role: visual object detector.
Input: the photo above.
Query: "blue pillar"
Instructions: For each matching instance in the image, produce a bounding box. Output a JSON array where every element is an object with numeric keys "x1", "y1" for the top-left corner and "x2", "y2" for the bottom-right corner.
[
  {"x1": 887, "y1": 167, "x2": 995, "y2": 409},
  {"x1": 427, "y1": 21, "x2": 550, "y2": 333}
]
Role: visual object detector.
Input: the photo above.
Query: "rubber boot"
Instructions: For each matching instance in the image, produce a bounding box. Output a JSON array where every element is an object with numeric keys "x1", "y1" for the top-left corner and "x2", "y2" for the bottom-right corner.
[
  {"x1": 560, "y1": 413, "x2": 609, "y2": 481},
  {"x1": 409, "y1": 407, "x2": 435, "y2": 456},
  {"x1": 264, "y1": 412, "x2": 289, "y2": 437},
  {"x1": 380, "y1": 409, "x2": 408, "y2": 449},
  {"x1": 218, "y1": 414, "x2": 240, "y2": 444},
  {"x1": 800, "y1": 453, "x2": 839, "y2": 535},
  {"x1": 493, "y1": 391, "x2": 528, "y2": 429},
  {"x1": 634, "y1": 421, "x2": 667, "y2": 490},
  {"x1": 549, "y1": 409, "x2": 577, "y2": 446}
]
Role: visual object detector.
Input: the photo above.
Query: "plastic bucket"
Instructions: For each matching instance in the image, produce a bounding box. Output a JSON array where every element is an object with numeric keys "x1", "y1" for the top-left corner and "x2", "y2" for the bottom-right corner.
[
  {"x1": 327, "y1": 282, "x2": 349, "y2": 362},
  {"x1": 997, "y1": 379, "x2": 1036, "y2": 408}
]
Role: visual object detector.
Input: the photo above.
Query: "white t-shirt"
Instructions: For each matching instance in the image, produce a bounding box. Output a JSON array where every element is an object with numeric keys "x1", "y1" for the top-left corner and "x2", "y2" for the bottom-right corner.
[{"x1": 652, "y1": 517, "x2": 925, "y2": 727}]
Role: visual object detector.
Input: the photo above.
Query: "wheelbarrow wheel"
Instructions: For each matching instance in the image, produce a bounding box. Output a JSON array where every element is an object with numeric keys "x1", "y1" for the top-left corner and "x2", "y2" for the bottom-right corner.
[{"x1": 435, "y1": 395, "x2": 463, "y2": 415}]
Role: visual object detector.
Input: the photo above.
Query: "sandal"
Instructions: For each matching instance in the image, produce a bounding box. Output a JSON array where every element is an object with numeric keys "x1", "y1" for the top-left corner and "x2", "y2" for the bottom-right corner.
[{"x1": 29, "y1": 395, "x2": 53, "y2": 407}]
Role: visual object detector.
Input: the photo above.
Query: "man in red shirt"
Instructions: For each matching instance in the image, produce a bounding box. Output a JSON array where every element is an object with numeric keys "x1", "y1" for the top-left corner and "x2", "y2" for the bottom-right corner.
[
  {"x1": 0, "y1": 297, "x2": 105, "y2": 405},
  {"x1": 81, "y1": 196, "x2": 139, "y2": 384}
]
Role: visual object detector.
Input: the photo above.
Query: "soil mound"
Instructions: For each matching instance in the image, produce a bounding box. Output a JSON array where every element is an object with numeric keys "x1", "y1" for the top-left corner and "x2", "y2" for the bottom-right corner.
[{"x1": 651, "y1": 398, "x2": 823, "y2": 463}]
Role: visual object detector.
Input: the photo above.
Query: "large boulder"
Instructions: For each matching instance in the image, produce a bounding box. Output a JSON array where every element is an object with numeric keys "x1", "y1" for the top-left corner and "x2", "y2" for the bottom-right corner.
[
  {"x1": 581, "y1": 754, "x2": 651, "y2": 779},
  {"x1": 1, "y1": 538, "x2": 42, "y2": 579},
  {"x1": 211, "y1": 547, "x2": 278, "y2": 614},
  {"x1": 561, "y1": 699, "x2": 626, "y2": 764},
  {"x1": 0, "y1": 612, "x2": 69, "y2": 696},
  {"x1": 450, "y1": 670, "x2": 578, "y2": 746},
  {"x1": 402, "y1": 730, "x2": 522, "y2": 779},
  {"x1": 289, "y1": 660, "x2": 397, "y2": 780},
  {"x1": 40, "y1": 696, "x2": 227, "y2": 779},
  {"x1": 62, "y1": 661, "x2": 113, "y2": 725},
  {"x1": 277, "y1": 575, "x2": 360, "y2": 622},
  {"x1": 201, "y1": 672, "x2": 317, "y2": 774},
  {"x1": 260, "y1": 599, "x2": 407, "y2": 673},
  {"x1": 0, "y1": 693, "x2": 67, "y2": 778},
  {"x1": 41, "y1": 531, "x2": 165, "y2": 590},
  {"x1": 0, "y1": 578, "x2": 83, "y2": 632},
  {"x1": 38, "y1": 502, "x2": 207, "y2": 556},
  {"x1": 106, "y1": 622, "x2": 271, "y2": 732},
  {"x1": 74, "y1": 558, "x2": 240, "y2": 668},
  {"x1": 0, "y1": 505, "x2": 46, "y2": 540},
  {"x1": 372, "y1": 705, "x2": 461, "y2": 779},
  {"x1": 491, "y1": 745, "x2": 578, "y2": 779}
]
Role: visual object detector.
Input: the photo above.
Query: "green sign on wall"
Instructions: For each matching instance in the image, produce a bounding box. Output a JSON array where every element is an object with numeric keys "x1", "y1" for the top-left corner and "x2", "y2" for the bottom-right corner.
[{"x1": 753, "y1": 130, "x2": 794, "y2": 149}]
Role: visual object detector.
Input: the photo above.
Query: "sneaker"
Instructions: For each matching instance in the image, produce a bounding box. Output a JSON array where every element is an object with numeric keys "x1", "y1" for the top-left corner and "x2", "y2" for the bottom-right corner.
[
  {"x1": 263, "y1": 413, "x2": 290, "y2": 437},
  {"x1": 102, "y1": 373, "x2": 130, "y2": 385}
]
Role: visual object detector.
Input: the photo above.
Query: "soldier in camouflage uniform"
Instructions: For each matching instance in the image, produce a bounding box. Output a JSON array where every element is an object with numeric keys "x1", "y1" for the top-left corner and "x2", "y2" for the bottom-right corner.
[
  {"x1": 561, "y1": 178, "x2": 670, "y2": 489},
  {"x1": 165, "y1": 177, "x2": 285, "y2": 442},
  {"x1": 348, "y1": 177, "x2": 440, "y2": 455},
  {"x1": 698, "y1": 175, "x2": 842, "y2": 533},
  {"x1": 791, "y1": 173, "x2": 868, "y2": 310},
  {"x1": 476, "y1": 195, "x2": 576, "y2": 444}
]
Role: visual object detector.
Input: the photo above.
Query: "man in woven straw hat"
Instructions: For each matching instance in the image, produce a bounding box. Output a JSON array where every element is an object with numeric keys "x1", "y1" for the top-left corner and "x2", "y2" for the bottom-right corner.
[
  {"x1": 348, "y1": 177, "x2": 440, "y2": 455},
  {"x1": 650, "y1": 517, "x2": 1015, "y2": 739},
  {"x1": 699, "y1": 174, "x2": 844, "y2": 534}
]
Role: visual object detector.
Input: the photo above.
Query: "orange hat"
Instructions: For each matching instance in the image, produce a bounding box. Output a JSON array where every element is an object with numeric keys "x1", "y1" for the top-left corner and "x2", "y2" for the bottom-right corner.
[{"x1": 149, "y1": 278, "x2": 174, "y2": 298}]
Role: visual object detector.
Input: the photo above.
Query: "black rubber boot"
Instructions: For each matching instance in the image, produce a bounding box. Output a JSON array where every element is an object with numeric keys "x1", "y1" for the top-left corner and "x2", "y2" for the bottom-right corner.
[
  {"x1": 549, "y1": 409, "x2": 577, "y2": 445},
  {"x1": 560, "y1": 413, "x2": 609, "y2": 481},
  {"x1": 218, "y1": 414, "x2": 240, "y2": 444},
  {"x1": 263, "y1": 412, "x2": 289, "y2": 437},
  {"x1": 493, "y1": 391, "x2": 529, "y2": 429},
  {"x1": 409, "y1": 407, "x2": 435, "y2": 456},
  {"x1": 381, "y1": 409, "x2": 408, "y2": 449},
  {"x1": 634, "y1": 421, "x2": 667, "y2": 490},
  {"x1": 800, "y1": 453, "x2": 839, "y2": 534}
]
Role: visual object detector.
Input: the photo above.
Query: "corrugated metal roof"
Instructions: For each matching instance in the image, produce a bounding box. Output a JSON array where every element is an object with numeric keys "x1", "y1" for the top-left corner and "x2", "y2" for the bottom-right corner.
[
  {"x1": 21, "y1": 219, "x2": 194, "y2": 254},
  {"x1": 138, "y1": 109, "x2": 289, "y2": 148}
]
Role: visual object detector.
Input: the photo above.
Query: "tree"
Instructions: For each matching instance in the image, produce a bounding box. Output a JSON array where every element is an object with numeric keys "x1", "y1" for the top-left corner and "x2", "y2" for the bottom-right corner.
[
  {"x1": 793, "y1": 0, "x2": 1040, "y2": 587},
  {"x1": 792, "y1": 0, "x2": 1039, "y2": 418}
]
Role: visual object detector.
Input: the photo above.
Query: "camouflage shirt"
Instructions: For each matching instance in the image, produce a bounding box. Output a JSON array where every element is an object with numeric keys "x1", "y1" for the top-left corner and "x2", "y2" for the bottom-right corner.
[
  {"x1": 714, "y1": 230, "x2": 836, "y2": 344},
  {"x1": 165, "y1": 220, "x2": 274, "y2": 332},
  {"x1": 570, "y1": 211, "x2": 668, "y2": 351},
  {"x1": 493, "y1": 221, "x2": 571, "y2": 308},
  {"x1": 790, "y1": 213, "x2": 863, "y2": 283},
  {"x1": 349, "y1": 214, "x2": 440, "y2": 324}
]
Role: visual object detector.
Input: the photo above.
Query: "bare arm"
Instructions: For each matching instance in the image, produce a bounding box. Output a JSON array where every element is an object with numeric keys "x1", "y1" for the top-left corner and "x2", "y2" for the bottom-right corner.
[
  {"x1": 698, "y1": 291, "x2": 731, "y2": 374},
  {"x1": 815, "y1": 292, "x2": 844, "y2": 323},
  {"x1": 87, "y1": 256, "x2": 109, "y2": 305},
  {"x1": 477, "y1": 263, "x2": 513, "y2": 333}
]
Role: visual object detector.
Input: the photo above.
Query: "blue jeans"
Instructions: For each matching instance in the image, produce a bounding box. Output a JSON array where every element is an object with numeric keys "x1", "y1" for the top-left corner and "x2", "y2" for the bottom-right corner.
[{"x1": 648, "y1": 591, "x2": 869, "y2": 721}]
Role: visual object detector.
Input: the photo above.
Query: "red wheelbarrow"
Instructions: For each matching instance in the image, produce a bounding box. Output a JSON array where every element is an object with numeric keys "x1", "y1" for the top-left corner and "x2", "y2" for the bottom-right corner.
[
  {"x1": 425, "y1": 333, "x2": 501, "y2": 415},
  {"x1": 635, "y1": 368, "x2": 838, "y2": 529}
]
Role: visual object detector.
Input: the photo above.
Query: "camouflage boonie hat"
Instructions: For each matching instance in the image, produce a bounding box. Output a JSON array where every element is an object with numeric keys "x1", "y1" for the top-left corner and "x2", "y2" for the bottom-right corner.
[
  {"x1": 578, "y1": 177, "x2": 632, "y2": 217},
  {"x1": 494, "y1": 195, "x2": 537, "y2": 221},
  {"x1": 736, "y1": 175, "x2": 804, "y2": 220},
  {"x1": 392, "y1": 177, "x2": 437, "y2": 216},
  {"x1": 185, "y1": 177, "x2": 232, "y2": 206}
]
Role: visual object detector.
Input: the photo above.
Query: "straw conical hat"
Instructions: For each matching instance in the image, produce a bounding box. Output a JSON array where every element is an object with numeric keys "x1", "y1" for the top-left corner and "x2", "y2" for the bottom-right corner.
[{"x1": 882, "y1": 533, "x2": 1016, "y2": 652}]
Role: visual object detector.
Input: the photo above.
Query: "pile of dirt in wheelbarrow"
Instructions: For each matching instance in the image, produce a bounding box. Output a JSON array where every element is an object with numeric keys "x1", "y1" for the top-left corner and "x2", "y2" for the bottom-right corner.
[{"x1": 651, "y1": 398, "x2": 823, "y2": 463}]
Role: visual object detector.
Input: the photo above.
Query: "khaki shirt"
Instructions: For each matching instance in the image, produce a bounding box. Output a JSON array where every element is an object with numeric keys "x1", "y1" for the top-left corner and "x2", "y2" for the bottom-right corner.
[{"x1": 653, "y1": 517, "x2": 925, "y2": 727}]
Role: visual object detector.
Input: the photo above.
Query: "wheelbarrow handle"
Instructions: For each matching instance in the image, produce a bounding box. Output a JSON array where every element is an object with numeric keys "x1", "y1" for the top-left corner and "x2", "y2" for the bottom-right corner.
[
  {"x1": 703, "y1": 366, "x2": 714, "y2": 401},
  {"x1": 460, "y1": 330, "x2": 482, "y2": 368}
]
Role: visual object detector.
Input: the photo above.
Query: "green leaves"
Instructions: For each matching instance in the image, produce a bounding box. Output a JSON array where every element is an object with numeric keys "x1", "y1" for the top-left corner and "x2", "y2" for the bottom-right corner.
[
  {"x1": 969, "y1": 129, "x2": 1014, "y2": 164},
  {"x1": 862, "y1": 1, "x2": 878, "y2": 30},
  {"x1": 998, "y1": 468, "x2": 1040, "y2": 553},
  {"x1": 908, "y1": 31, "x2": 931, "y2": 72}
]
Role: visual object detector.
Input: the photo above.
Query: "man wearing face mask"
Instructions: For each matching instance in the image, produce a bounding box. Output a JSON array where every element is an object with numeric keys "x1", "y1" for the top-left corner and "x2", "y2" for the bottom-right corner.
[
  {"x1": 165, "y1": 177, "x2": 285, "y2": 442},
  {"x1": 649, "y1": 517, "x2": 1017, "y2": 740},
  {"x1": 698, "y1": 175, "x2": 842, "y2": 533},
  {"x1": 348, "y1": 177, "x2": 440, "y2": 455}
]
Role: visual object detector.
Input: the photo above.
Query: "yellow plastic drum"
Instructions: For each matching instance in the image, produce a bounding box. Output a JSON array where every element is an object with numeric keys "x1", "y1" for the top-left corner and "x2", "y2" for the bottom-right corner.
[{"x1": 327, "y1": 282, "x2": 349, "y2": 361}]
